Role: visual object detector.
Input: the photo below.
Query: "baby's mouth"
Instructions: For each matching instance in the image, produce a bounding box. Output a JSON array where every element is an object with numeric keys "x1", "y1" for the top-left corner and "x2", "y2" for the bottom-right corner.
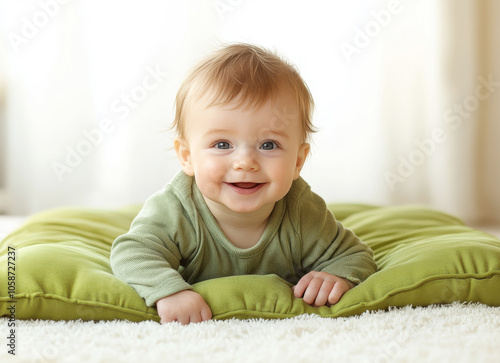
[
  {"x1": 231, "y1": 182, "x2": 261, "y2": 189},
  {"x1": 226, "y1": 182, "x2": 265, "y2": 194}
]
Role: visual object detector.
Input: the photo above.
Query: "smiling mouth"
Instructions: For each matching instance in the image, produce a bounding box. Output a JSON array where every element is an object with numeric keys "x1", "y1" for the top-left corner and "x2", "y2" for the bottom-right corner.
[
  {"x1": 225, "y1": 182, "x2": 265, "y2": 194},
  {"x1": 232, "y1": 182, "x2": 261, "y2": 189}
]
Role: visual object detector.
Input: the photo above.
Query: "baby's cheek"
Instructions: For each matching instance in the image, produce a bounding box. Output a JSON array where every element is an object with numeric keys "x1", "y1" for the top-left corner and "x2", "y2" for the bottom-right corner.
[
  {"x1": 271, "y1": 169, "x2": 295, "y2": 197},
  {"x1": 197, "y1": 164, "x2": 224, "y2": 197}
]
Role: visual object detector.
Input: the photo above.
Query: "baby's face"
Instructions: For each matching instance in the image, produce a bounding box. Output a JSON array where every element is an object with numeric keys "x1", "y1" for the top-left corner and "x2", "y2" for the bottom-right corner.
[{"x1": 176, "y1": 94, "x2": 309, "y2": 215}]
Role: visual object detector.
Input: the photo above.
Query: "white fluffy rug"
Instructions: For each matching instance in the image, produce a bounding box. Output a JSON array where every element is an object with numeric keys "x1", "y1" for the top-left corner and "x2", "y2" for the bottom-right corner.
[{"x1": 2, "y1": 302, "x2": 500, "y2": 363}]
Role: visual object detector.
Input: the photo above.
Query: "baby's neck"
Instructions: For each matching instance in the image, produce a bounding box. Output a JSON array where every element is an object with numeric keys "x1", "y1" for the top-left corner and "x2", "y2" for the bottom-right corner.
[{"x1": 203, "y1": 198, "x2": 274, "y2": 249}]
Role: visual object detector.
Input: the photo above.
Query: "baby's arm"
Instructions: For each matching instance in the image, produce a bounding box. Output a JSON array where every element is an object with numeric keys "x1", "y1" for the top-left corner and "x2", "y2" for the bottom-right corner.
[
  {"x1": 291, "y1": 187, "x2": 377, "y2": 306},
  {"x1": 292, "y1": 271, "x2": 355, "y2": 306},
  {"x1": 110, "y1": 185, "x2": 208, "y2": 320},
  {"x1": 156, "y1": 290, "x2": 212, "y2": 325}
]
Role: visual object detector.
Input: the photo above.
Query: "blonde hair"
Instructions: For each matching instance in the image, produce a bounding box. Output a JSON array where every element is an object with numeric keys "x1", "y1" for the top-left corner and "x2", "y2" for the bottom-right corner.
[{"x1": 172, "y1": 43, "x2": 316, "y2": 142}]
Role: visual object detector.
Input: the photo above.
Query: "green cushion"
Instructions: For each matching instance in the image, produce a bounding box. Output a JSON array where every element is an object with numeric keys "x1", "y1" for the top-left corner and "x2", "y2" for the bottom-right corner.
[{"x1": 1, "y1": 204, "x2": 499, "y2": 322}]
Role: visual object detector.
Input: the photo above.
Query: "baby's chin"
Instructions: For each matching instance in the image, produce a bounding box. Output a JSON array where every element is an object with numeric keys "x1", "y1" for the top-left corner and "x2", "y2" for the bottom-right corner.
[
  {"x1": 221, "y1": 201, "x2": 273, "y2": 215},
  {"x1": 206, "y1": 197, "x2": 276, "y2": 216}
]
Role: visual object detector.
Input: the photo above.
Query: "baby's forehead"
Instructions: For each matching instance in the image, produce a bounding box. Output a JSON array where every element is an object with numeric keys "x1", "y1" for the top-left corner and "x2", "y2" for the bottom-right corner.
[
  {"x1": 197, "y1": 86, "x2": 298, "y2": 113},
  {"x1": 192, "y1": 94, "x2": 299, "y2": 125}
]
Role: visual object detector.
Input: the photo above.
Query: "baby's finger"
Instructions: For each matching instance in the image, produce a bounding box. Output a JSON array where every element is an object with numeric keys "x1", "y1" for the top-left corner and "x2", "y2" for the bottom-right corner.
[
  {"x1": 302, "y1": 277, "x2": 323, "y2": 305},
  {"x1": 160, "y1": 314, "x2": 175, "y2": 324},
  {"x1": 189, "y1": 313, "x2": 202, "y2": 324},
  {"x1": 314, "y1": 280, "x2": 335, "y2": 307},
  {"x1": 177, "y1": 315, "x2": 190, "y2": 325},
  {"x1": 293, "y1": 273, "x2": 314, "y2": 298},
  {"x1": 328, "y1": 281, "x2": 346, "y2": 305},
  {"x1": 201, "y1": 306, "x2": 212, "y2": 322}
]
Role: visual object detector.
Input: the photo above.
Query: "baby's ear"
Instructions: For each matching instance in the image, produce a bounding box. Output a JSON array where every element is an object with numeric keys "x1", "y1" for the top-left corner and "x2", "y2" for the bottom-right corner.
[
  {"x1": 293, "y1": 143, "x2": 310, "y2": 179},
  {"x1": 174, "y1": 138, "x2": 194, "y2": 176}
]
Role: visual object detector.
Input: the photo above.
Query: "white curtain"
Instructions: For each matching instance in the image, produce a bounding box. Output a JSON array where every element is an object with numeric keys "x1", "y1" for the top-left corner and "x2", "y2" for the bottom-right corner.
[
  {"x1": 379, "y1": 0, "x2": 500, "y2": 224},
  {"x1": 0, "y1": 0, "x2": 498, "y2": 225}
]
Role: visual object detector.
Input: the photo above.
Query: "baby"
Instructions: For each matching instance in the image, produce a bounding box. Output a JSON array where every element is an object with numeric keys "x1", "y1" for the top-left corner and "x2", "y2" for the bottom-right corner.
[{"x1": 110, "y1": 43, "x2": 377, "y2": 324}]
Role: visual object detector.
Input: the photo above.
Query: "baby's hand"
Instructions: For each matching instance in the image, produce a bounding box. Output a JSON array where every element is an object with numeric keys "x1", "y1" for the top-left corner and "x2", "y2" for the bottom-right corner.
[
  {"x1": 156, "y1": 290, "x2": 212, "y2": 325},
  {"x1": 292, "y1": 271, "x2": 355, "y2": 307}
]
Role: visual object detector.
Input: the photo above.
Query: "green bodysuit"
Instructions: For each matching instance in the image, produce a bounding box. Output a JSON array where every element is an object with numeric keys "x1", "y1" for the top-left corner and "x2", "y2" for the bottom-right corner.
[{"x1": 110, "y1": 172, "x2": 377, "y2": 306}]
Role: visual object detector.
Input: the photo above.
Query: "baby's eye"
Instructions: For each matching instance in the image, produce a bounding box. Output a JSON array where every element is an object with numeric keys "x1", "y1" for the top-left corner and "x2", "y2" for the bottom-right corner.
[
  {"x1": 260, "y1": 141, "x2": 278, "y2": 150},
  {"x1": 214, "y1": 141, "x2": 231, "y2": 149}
]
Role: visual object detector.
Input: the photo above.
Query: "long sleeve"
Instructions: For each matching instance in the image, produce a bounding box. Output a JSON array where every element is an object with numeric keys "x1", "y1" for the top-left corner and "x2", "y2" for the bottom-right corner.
[
  {"x1": 110, "y1": 182, "x2": 194, "y2": 306},
  {"x1": 289, "y1": 182, "x2": 377, "y2": 285}
]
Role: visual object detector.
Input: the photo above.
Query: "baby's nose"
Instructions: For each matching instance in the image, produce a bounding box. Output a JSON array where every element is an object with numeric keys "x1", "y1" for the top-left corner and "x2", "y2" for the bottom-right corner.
[{"x1": 232, "y1": 149, "x2": 259, "y2": 171}]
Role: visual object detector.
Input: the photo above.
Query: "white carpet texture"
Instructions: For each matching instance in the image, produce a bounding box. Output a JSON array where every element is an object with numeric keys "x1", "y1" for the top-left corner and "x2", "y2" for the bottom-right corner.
[{"x1": 2, "y1": 302, "x2": 500, "y2": 363}]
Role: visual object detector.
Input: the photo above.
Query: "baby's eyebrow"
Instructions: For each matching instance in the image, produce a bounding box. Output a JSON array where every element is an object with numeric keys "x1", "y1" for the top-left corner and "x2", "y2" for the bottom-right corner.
[
  {"x1": 202, "y1": 128, "x2": 291, "y2": 140},
  {"x1": 203, "y1": 129, "x2": 235, "y2": 137},
  {"x1": 258, "y1": 128, "x2": 290, "y2": 139}
]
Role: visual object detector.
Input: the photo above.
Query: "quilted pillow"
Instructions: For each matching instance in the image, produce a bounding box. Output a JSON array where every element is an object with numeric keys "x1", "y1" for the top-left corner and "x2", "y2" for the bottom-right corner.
[{"x1": 1, "y1": 204, "x2": 499, "y2": 322}]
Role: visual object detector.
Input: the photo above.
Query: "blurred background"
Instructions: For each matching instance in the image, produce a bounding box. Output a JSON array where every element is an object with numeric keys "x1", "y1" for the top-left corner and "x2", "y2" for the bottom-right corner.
[{"x1": 0, "y1": 0, "x2": 498, "y2": 227}]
